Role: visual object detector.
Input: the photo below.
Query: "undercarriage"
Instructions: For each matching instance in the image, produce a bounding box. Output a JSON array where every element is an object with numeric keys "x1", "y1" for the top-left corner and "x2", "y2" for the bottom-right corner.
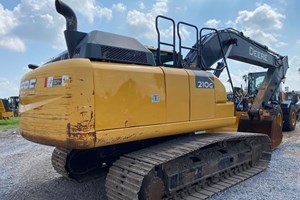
[{"x1": 52, "y1": 132, "x2": 271, "y2": 199}]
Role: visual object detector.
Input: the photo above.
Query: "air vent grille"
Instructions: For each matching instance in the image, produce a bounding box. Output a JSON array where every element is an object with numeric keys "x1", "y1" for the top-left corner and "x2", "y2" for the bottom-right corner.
[{"x1": 101, "y1": 45, "x2": 148, "y2": 64}]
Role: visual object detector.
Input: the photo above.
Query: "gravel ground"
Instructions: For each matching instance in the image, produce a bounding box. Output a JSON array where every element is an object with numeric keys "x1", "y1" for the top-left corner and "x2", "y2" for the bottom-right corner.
[
  {"x1": 212, "y1": 125, "x2": 300, "y2": 200},
  {"x1": 0, "y1": 125, "x2": 299, "y2": 200}
]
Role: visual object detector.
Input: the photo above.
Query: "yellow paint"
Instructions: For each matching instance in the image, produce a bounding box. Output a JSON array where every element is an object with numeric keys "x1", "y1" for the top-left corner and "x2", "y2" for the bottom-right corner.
[
  {"x1": 20, "y1": 58, "x2": 235, "y2": 149},
  {"x1": 161, "y1": 67, "x2": 189, "y2": 123},
  {"x1": 93, "y1": 63, "x2": 166, "y2": 130},
  {"x1": 187, "y1": 70, "x2": 215, "y2": 120},
  {"x1": 95, "y1": 117, "x2": 235, "y2": 147},
  {"x1": 0, "y1": 100, "x2": 13, "y2": 119},
  {"x1": 214, "y1": 76, "x2": 227, "y2": 103},
  {"x1": 208, "y1": 111, "x2": 247, "y2": 132},
  {"x1": 20, "y1": 59, "x2": 95, "y2": 149}
]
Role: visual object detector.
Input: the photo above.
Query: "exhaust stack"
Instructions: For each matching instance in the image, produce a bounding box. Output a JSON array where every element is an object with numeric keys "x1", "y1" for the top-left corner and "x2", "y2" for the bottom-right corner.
[
  {"x1": 55, "y1": 0, "x2": 86, "y2": 58},
  {"x1": 55, "y1": 0, "x2": 77, "y2": 31}
]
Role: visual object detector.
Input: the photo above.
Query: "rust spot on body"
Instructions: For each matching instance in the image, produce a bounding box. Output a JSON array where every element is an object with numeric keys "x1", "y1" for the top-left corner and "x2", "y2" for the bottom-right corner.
[
  {"x1": 67, "y1": 123, "x2": 71, "y2": 137},
  {"x1": 66, "y1": 110, "x2": 95, "y2": 148},
  {"x1": 67, "y1": 131, "x2": 96, "y2": 148}
]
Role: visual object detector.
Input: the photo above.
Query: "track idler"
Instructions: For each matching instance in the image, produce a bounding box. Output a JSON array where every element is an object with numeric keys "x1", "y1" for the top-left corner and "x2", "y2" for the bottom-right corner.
[{"x1": 238, "y1": 114, "x2": 282, "y2": 149}]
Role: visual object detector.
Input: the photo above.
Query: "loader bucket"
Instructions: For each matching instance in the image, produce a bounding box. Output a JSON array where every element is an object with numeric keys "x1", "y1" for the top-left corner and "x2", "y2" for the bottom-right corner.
[{"x1": 238, "y1": 114, "x2": 282, "y2": 149}]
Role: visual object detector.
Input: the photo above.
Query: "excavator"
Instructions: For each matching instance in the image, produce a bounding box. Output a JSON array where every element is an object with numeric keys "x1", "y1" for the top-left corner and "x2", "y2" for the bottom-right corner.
[{"x1": 19, "y1": 0, "x2": 289, "y2": 199}]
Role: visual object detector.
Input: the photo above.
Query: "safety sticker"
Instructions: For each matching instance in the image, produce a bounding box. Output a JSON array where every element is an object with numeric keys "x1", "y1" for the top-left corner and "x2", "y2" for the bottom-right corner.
[
  {"x1": 44, "y1": 75, "x2": 69, "y2": 88},
  {"x1": 151, "y1": 94, "x2": 160, "y2": 103}
]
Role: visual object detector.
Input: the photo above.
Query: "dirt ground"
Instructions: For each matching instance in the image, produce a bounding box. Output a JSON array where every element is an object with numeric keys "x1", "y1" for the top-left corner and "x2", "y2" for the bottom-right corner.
[{"x1": 0, "y1": 125, "x2": 299, "y2": 200}]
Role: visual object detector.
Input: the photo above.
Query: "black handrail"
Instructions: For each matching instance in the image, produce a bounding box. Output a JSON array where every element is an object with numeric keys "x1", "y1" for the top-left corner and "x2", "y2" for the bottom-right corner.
[
  {"x1": 155, "y1": 15, "x2": 176, "y2": 66},
  {"x1": 177, "y1": 21, "x2": 199, "y2": 68}
]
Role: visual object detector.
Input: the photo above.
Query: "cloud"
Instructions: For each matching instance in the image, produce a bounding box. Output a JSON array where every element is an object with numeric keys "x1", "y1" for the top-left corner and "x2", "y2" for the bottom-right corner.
[
  {"x1": 0, "y1": 4, "x2": 18, "y2": 35},
  {"x1": 12, "y1": 0, "x2": 66, "y2": 49},
  {"x1": 126, "y1": 0, "x2": 168, "y2": 40},
  {"x1": 65, "y1": 0, "x2": 112, "y2": 23},
  {"x1": 0, "y1": 0, "x2": 113, "y2": 52},
  {"x1": 0, "y1": 4, "x2": 22, "y2": 51},
  {"x1": 243, "y1": 29, "x2": 277, "y2": 47},
  {"x1": 178, "y1": 26, "x2": 190, "y2": 41},
  {"x1": 152, "y1": 0, "x2": 168, "y2": 15},
  {"x1": 226, "y1": 20, "x2": 236, "y2": 28},
  {"x1": 113, "y1": 3, "x2": 126, "y2": 13},
  {"x1": 0, "y1": 78, "x2": 20, "y2": 98},
  {"x1": 297, "y1": 40, "x2": 300, "y2": 45},
  {"x1": 228, "y1": 3, "x2": 286, "y2": 50},
  {"x1": 205, "y1": 19, "x2": 221, "y2": 29},
  {"x1": 235, "y1": 4, "x2": 285, "y2": 30},
  {"x1": 284, "y1": 56, "x2": 300, "y2": 91},
  {"x1": 278, "y1": 0, "x2": 288, "y2": 6},
  {"x1": 0, "y1": 37, "x2": 26, "y2": 52},
  {"x1": 139, "y1": 2, "x2": 145, "y2": 10}
]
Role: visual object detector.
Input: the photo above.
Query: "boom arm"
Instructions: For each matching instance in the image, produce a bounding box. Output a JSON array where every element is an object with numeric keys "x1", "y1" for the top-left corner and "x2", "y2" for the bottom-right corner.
[{"x1": 184, "y1": 28, "x2": 289, "y2": 118}]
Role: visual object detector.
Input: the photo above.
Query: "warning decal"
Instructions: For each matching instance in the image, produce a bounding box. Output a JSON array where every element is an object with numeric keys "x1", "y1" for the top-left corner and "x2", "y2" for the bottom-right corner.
[{"x1": 44, "y1": 75, "x2": 69, "y2": 88}]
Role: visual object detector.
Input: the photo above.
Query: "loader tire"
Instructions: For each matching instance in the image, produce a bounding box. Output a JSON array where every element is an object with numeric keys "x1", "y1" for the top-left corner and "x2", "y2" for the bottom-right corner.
[
  {"x1": 283, "y1": 105, "x2": 296, "y2": 131},
  {"x1": 272, "y1": 105, "x2": 283, "y2": 128}
]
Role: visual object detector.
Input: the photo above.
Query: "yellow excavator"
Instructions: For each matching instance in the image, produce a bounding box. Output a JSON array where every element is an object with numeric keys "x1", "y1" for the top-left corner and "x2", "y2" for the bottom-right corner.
[{"x1": 19, "y1": 0, "x2": 289, "y2": 199}]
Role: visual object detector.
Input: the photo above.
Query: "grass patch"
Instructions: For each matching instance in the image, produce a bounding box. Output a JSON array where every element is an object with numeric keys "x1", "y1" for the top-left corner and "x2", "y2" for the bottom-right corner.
[{"x1": 0, "y1": 117, "x2": 19, "y2": 130}]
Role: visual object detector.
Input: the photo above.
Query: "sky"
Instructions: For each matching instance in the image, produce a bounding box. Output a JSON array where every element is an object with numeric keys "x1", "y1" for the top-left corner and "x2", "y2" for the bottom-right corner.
[{"x1": 0, "y1": 0, "x2": 299, "y2": 98}]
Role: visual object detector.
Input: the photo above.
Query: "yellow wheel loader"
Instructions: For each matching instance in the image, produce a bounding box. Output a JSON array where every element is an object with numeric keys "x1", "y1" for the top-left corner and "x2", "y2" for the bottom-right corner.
[
  {"x1": 19, "y1": 0, "x2": 289, "y2": 199},
  {"x1": 285, "y1": 91, "x2": 300, "y2": 122},
  {"x1": 232, "y1": 72, "x2": 297, "y2": 131},
  {"x1": 0, "y1": 99, "x2": 13, "y2": 120}
]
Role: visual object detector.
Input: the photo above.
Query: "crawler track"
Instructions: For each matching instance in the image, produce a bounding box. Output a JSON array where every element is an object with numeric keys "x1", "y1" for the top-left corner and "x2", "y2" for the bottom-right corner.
[
  {"x1": 105, "y1": 132, "x2": 271, "y2": 200},
  {"x1": 52, "y1": 147, "x2": 105, "y2": 181},
  {"x1": 52, "y1": 147, "x2": 72, "y2": 179}
]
